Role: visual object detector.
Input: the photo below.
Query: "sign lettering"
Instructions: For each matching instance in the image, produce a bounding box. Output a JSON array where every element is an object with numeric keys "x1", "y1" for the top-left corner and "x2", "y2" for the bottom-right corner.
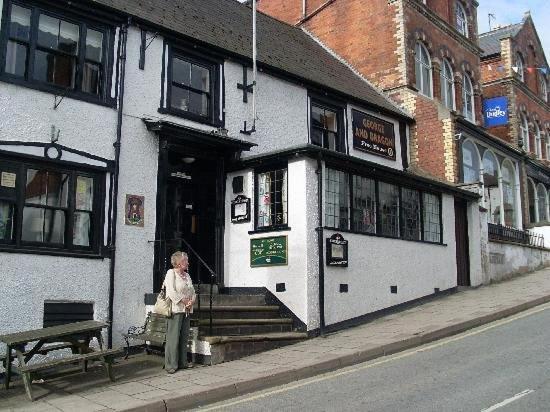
[
  {"x1": 483, "y1": 96, "x2": 509, "y2": 127},
  {"x1": 352, "y1": 110, "x2": 396, "y2": 160},
  {"x1": 250, "y1": 236, "x2": 288, "y2": 267}
]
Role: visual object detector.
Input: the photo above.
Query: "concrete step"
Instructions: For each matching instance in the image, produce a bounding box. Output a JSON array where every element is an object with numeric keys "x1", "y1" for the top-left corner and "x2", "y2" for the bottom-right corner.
[
  {"x1": 192, "y1": 306, "x2": 281, "y2": 319},
  {"x1": 197, "y1": 318, "x2": 292, "y2": 326},
  {"x1": 198, "y1": 323, "x2": 294, "y2": 336},
  {"x1": 203, "y1": 332, "x2": 307, "y2": 344},
  {"x1": 195, "y1": 294, "x2": 266, "y2": 306}
]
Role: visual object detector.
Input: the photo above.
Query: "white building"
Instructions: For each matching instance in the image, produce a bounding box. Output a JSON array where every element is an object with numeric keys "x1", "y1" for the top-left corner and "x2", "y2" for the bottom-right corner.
[{"x1": 0, "y1": 0, "x2": 480, "y2": 355}]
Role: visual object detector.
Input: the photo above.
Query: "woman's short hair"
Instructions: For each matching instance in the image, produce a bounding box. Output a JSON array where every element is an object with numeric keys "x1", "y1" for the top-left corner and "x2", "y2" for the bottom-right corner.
[{"x1": 171, "y1": 251, "x2": 188, "y2": 266}]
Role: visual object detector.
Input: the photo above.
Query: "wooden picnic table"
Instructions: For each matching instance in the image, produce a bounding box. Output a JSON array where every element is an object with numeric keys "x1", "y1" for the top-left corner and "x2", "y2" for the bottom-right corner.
[{"x1": 0, "y1": 320, "x2": 116, "y2": 399}]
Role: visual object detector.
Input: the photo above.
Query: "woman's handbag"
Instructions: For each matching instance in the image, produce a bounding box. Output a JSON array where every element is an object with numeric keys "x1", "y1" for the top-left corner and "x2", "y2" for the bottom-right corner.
[{"x1": 154, "y1": 286, "x2": 172, "y2": 317}]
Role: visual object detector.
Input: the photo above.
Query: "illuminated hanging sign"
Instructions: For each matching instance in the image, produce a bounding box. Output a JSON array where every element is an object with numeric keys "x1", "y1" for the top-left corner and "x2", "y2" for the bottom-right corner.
[
  {"x1": 352, "y1": 110, "x2": 396, "y2": 160},
  {"x1": 483, "y1": 96, "x2": 509, "y2": 127}
]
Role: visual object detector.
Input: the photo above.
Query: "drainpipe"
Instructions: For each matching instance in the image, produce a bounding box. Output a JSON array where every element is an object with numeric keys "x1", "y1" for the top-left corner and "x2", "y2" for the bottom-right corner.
[
  {"x1": 316, "y1": 151, "x2": 325, "y2": 335},
  {"x1": 107, "y1": 18, "x2": 130, "y2": 348}
]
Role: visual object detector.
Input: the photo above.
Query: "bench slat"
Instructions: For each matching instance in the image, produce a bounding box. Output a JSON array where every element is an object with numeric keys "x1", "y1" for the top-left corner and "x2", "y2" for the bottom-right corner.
[{"x1": 19, "y1": 349, "x2": 122, "y2": 373}]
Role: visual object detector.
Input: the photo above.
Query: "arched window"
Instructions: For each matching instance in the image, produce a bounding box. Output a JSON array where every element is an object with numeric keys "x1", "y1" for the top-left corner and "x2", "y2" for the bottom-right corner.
[
  {"x1": 440, "y1": 59, "x2": 455, "y2": 109},
  {"x1": 456, "y1": 3, "x2": 468, "y2": 37},
  {"x1": 483, "y1": 150, "x2": 500, "y2": 224},
  {"x1": 537, "y1": 183, "x2": 548, "y2": 222},
  {"x1": 501, "y1": 161, "x2": 517, "y2": 227},
  {"x1": 462, "y1": 140, "x2": 480, "y2": 183},
  {"x1": 515, "y1": 53, "x2": 525, "y2": 82},
  {"x1": 462, "y1": 73, "x2": 475, "y2": 122},
  {"x1": 415, "y1": 42, "x2": 432, "y2": 97},
  {"x1": 534, "y1": 122, "x2": 542, "y2": 159},
  {"x1": 541, "y1": 75, "x2": 548, "y2": 102},
  {"x1": 547, "y1": 129, "x2": 550, "y2": 160},
  {"x1": 528, "y1": 179, "x2": 537, "y2": 223},
  {"x1": 520, "y1": 113, "x2": 529, "y2": 151}
]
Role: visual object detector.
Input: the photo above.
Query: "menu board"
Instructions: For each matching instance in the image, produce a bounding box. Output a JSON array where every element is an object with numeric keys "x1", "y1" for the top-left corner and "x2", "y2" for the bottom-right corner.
[{"x1": 250, "y1": 236, "x2": 288, "y2": 267}]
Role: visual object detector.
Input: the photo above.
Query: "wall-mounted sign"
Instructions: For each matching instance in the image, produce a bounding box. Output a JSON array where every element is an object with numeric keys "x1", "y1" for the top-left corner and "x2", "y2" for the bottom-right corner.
[
  {"x1": 231, "y1": 195, "x2": 250, "y2": 223},
  {"x1": 326, "y1": 233, "x2": 348, "y2": 267},
  {"x1": 125, "y1": 194, "x2": 144, "y2": 227},
  {"x1": 483, "y1": 96, "x2": 509, "y2": 127},
  {"x1": 352, "y1": 110, "x2": 396, "y2": 160},
  {"x1": 1, "y1": 172, "x2": 16, "y2": 188},
  {"x1": 250, "y1": 236, "x2": 287, "y2": 267}
]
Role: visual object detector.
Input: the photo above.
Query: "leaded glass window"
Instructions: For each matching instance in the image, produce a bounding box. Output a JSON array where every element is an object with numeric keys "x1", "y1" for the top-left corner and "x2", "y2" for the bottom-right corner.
[
  {"x1": 256, "y1": 167, "x2": 288, "y2": 229},
  {"x1": 402, "y1": 188, "x2": 421, "y2": 240},
  {"x1": 423, "y1": 193, "x2": 441, "y2": 243},
  {"x1": 379, "y1": 182, "x2": 399, "y2": 237},
  {"x1": 352, "y1": 175, "x2": 376, "y2": 234},
  {"x1": 325, "y1": 168, "x2": 349, "y2": 230}
]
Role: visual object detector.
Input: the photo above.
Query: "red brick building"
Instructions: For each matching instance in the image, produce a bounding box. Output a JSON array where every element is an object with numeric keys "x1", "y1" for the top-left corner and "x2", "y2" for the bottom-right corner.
[
  {"x1": 479, "y1": 13, "x2": 550, "y2": 227},
  {"x1": 259, "y1": 0, "x2": 525, "y2": 228}
]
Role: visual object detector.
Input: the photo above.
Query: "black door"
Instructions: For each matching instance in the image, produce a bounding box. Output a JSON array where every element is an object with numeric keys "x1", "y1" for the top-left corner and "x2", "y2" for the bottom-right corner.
[
  {"x1": 154, "y1": 147, "x2": 220, "y2": 289},
  {"x1": 454, "y1": 199, "x2": 471, "y2": 287}
]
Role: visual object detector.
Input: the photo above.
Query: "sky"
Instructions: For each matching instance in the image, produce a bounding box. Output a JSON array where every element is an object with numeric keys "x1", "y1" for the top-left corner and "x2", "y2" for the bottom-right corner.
[{"x1": 477, "y1": 0, "x2": 550, "y2": 61}]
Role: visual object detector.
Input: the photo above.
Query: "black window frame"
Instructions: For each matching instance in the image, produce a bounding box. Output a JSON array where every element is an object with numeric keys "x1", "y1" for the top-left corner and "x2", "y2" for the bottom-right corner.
[
  {"x1": 164, "y1": 44, "x2": 221, "y2": 127},
  {"x1": 310, "y1": 98, "x2": 346, "y2": 153},
  {"x1": 0, "y1": 0, "x2": 115, "y2": 106},
  {"x1": 253, "y1": 162, "x2": 289, "y2": 232},
  {"x1": 0, "y1": 156, "x2": 105, "y2": 256},
  {"x1": 323, "y1": 165, "x2": 443, "y2": 244}
]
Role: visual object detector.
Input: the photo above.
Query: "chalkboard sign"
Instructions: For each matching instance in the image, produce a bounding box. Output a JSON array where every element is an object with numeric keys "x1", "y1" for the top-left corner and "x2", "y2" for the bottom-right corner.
[{"x1": 250, "y1": 236, "x2": 288, "y2": 267}]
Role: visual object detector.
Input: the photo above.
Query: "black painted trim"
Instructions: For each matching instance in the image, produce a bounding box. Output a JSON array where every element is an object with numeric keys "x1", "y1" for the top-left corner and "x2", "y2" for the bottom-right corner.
[{"x1": 248, "y1": 226, "x2": 291, "y2": 235}]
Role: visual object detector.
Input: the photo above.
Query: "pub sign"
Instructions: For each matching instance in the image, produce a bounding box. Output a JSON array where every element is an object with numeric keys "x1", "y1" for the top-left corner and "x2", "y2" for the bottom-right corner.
[
  {"x1": 483, "y1": 96, "x2": 508, "y2": 127},
  {"x1": 352, "y1": 109, "x2": 396, "y2": 160},
  {"x1": 231, "y1": 195, "x2": 251, "y2": 223},
  {"x1": 326, "y1": 233, "x2": 348, "y2": 267}
]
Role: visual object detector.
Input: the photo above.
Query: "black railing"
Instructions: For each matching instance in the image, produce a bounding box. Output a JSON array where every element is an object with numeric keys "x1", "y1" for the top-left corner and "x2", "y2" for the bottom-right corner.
[
  {"x1": 488, "y1": 223, "x2": 545, "y2": 248},
  {"x1": 148, "y1": 238, "x2": 217, "y2": 336}
]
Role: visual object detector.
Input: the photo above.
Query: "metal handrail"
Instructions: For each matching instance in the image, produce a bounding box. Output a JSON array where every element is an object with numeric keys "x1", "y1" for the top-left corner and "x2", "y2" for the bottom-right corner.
[
  {"x1": 488, "y1": 223, "x2": 545, "y2": 248},
  {"x1": 148, "y1": 237, "x2": 218, "y2": 336}
]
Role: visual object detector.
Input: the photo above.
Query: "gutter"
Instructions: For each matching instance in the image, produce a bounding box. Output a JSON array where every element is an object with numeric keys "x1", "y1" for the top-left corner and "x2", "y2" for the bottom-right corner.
[{"x1": 107, "y1": 18, "x2": 130, "y2": 348}]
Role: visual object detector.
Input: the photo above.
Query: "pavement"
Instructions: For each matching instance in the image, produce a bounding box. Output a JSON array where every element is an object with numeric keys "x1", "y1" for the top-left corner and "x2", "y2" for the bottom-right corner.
[{"x1": 2, "y1": 268, "x2": 550, "y2": 412}]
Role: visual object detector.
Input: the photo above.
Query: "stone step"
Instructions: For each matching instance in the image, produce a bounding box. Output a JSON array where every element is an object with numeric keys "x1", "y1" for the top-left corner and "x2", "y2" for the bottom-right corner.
[
  {"x1": 192, "y1": 306, "x2": 281, "y2": 319},
  {"x1": 197, "y1": 318, "x2": 292, "y2": 326},
  {"x1": 198, "y1": 323, "x2": 294, "y2": 336},
  {"x1": 203, "y1": 332, "x2": 307, "y2": 344},
  {"x1": 194, "y1": 294, "x2": 266, "y2": 306}
]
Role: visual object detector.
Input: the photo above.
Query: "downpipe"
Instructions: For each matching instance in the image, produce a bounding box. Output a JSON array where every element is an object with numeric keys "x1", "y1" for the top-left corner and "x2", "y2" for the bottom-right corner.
[{"x1": 316, "y1": 151, "x2": 326, "y2": 335}]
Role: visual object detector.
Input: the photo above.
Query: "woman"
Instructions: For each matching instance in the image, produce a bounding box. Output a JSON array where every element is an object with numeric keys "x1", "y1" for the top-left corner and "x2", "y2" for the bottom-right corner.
[{"x1": 164, "y1": 251, "x2": 196, "y2": 373}]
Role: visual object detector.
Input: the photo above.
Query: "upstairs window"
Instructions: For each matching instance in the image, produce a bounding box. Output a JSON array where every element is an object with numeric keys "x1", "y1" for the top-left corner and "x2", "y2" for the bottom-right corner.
[
  {"x1": 414, "y1": 42, "x2": 432, "y2": 97},
  {"x1": 515, "y1": 53, "x2": 525, "y2": 82},
  {"x1": 1, "y1": 1, "x2": 109, "y2": 100},
  {"x1": 310, "y1": 102, "x2": 344, "y2": 152},
  {"x1": 462, "y1": 73, "x2": 475, "y2": 122},
  {"x1": 534, "y1": 122, "x2": 542, "y2": 159},
  {"x1": 440, "y1": 59, "x2": 455, "y2": 110},
  {"x1": 519, "y1": 114, "x2": 529, "y2": 151},
  {"x1": 540, "y1": 75, "x2": 548, "y2": 102},
  {"x1": 455, "y1": 2, "x2": 468, "y2": 37},
  {"x1": 168, "y1": 53, "x2": 216, "y2": 123},
  {"x1": 462, "y1": 140, "x2": 480, "y2": 183}
]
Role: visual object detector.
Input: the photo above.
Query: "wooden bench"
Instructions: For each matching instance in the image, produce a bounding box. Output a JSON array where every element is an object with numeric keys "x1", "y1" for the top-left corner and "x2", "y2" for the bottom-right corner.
[
  {"x1": 122, "y1": 312, "x2": 168, "y2": 358},
  {"x1": 17, "y1": 348, "x2": 122, "y2": 401},
  {"x1": 0, "y1": 343, "x2": 74, "y2": 364}
]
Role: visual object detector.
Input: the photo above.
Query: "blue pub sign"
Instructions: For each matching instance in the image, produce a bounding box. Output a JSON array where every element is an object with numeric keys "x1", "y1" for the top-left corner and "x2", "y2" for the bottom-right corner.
[{"x1": 483, "y1": 96, "x2": 509, "y2": 127}]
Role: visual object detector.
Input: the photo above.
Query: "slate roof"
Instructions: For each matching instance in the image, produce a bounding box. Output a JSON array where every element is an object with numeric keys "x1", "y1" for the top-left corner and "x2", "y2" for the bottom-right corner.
[
  {"x1": 479, "y1": 23, "x2": 523, "y2": 58},
  {"x1": 90, "y1": 0, "x2": 410, "y2": 119}
]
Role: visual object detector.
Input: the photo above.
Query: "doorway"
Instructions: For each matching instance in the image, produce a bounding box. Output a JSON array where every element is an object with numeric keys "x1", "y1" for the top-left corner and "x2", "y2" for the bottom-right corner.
[
  {"x1": 454, "y1": 199, "x2": 471, "y2": 287},
  {"x1": 154, "y1": 145, "x2": 224, "y2": 290}
]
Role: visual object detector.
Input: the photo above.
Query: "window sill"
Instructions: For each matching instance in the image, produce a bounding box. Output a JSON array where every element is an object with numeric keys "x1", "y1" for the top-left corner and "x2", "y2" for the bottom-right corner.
[
  {"x1": 323, "y1": 226, "x2": 446, "y2": 246},
  {"x1": 0, "y1": 245, "x2": 106, "y2": 260},
  {"x1": 158, "y1": 107, "x2": 222, "y2": 128},
  {"x1": 0, "y1": 75, "x2": 116, "y2": 108},
  {"x1": 248, "y1": 226, "x2": 291, "y2": 235}
]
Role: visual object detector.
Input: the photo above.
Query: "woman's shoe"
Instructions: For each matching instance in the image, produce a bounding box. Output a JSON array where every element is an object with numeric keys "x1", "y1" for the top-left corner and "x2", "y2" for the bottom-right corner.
[{"x1": 166, "y1": 368, "x2": 177, "y2": 374}]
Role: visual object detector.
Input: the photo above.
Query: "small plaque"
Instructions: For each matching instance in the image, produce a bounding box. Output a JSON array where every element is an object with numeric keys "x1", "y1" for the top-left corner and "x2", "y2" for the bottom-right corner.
[
  {"x1": 231, "y1": 195, "x2": 250, "y2": 223},
  {"x1": 125, "y1": 194, "x2": 145, "y2": 227},
  {"x1": 326, "y1": 233, "x2": 348, "y2": 267},
  {"x1": 250, "y1": 236, "x2": 287, "y2": 267},
  {"x1": 1, "y1": 172, "x2": 16, "y2": 188}
]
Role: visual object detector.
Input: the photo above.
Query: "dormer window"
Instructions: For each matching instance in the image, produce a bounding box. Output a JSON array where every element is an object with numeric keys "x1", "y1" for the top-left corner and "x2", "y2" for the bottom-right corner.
[
  {"x1": 310, "y1": 101, "x2": 344, "y2": 152},
  {"x1": 1, "y1": 1, "x2": 111, "y2": 102},
  {"x1": 456, "y1": 3, "x2": 468, "y2": 38}
]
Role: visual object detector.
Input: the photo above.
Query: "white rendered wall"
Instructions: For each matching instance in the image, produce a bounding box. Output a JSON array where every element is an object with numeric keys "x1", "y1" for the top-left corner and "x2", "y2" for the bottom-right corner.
[
  {"x1": 528, "y1": 226, "x2": 550, "y2": 248},
  {"x1": 224, "y1": 159, "x2": 310, "y2": 326},
  {"x1": 486, "y1": 241, "x2": 550, "y2": 281},
  {"x1": 323, "y1": 194, "x2": 457, "y2": 326},
  {"x1": 467, "y1": 201, "x2": 483, "y2": 287},
  {"x1": 346, "y1": 104, "x2": 404, "y2": 170}
]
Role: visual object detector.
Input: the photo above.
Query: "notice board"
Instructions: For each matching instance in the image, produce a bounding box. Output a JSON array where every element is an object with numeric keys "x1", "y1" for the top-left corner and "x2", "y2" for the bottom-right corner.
[{"x1": 250, "y1": 236, "x2": 288, "y2": 267}]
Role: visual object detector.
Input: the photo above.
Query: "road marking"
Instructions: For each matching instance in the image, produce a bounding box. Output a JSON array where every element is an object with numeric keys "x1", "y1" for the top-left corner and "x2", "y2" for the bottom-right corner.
[
  {"x1": 198, "y1": 302, "x2": 550, "y2": 411},
  {"x1": 480, "y1": 389, "x2": 535, "y2": 412}
]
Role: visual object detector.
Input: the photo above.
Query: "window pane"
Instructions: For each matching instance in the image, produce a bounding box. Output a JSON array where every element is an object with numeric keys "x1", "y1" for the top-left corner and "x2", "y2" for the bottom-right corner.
[
  {"x1": 85, "y1": 29, "x2": 103, "y2": 62},
  {"x1": 422, "y1": 66, "x2": 431, "y2": 96},
  {"x1": 5, "y1": 40, "x2": 27, "y2": 77},
  {"x1": 38, "y1": 15, "x2": 79, "y2": 55},
  {"x1": 311, "y1": 105, "x2": 324, "y2": 128},
  {"x1": 325, "y1": 169, "x2": 349, "y2": 230},
  {"x1": 34, "y1": 49, "x2": 77, "y2": 88},
  {"x1": 172, "y1": 57, "x2": 191, "y2": 85},
  {"x1": 379, "y1": 182, "x2": 399, "y2": 237},
  {"x1": 0, "y1": 201, "x2": 15, "y2": 242},
  {"x1": 9, "y1": 4, "x2": 31, "y2": 41},
  {"x1": 22, "y1": 207, "x2": 65, "y2": 244},
  {"x1": 82, "y1": 61, "x2": 101, "y2": 95},
  {"x1": 352, "y1": 175, "x2": 376, "y2": 234},
  {"x1": 423, "y1": 193, "x2": 441, "y2": 243},
  {"x1": 74, "y1": 211, "x2": 92, "y2": 246},
  {"x1": 25, "y1": 169, "x2": 68, "y2": 207},
  {"x1": 46, "y1": 171, "x2": 69, "y2": 207},
  {"x1": 191, "y1": 64, "x2": 210, "y2": 92},
  {"x1": 189, "y1": 90, "x2": 209, "y2": 117},
  {"x1": 402, "y1": 188, "x2": 421, "y2": 240},
  {"x1": 25, "y1": 169, "x2": 47, "y2": 205},
  {"x1": 311, "y1": 127, "x2": 323, "y2": 147},
  {"x1": 537, "y1": 185, "x2": 547, "y2": 222},
  {"x1": 76, "y1": 176, "x2": 94, "y2": 211},
  {"x1": 462, "y1": 141, "x2": 480, "y2": 183},
  {"x1": 171, "y1": 86, "x2": 190, "y2": 111}
]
